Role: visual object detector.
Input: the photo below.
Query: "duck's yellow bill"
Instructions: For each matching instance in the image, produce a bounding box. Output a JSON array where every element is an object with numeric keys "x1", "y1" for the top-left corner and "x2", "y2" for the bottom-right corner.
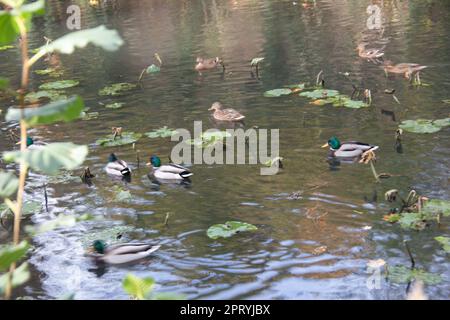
[
  {"x1": 15, "y1": 141, "x2": 21, "y2": 145},
  {"x1": 321, "y1": 143, "x2": 329, "y2": 148},
  {"x1": 146, "y1": 162, "x2": 152, "y2": 167}
]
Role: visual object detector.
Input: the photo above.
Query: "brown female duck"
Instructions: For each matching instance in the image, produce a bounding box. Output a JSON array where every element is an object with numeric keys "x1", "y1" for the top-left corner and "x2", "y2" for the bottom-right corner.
[
  {"x1": 383, "y1": 61, "x2": 428, "y2": 79},
  {"x1": 208, "y1": 102, "x2": 245, "y2": 122},
  {"x1": 195, "y1": 57, "x2": 224, "y2": 73},
  {"x1": 357, "y1": 43, "x2": 385, "y2": 60}
]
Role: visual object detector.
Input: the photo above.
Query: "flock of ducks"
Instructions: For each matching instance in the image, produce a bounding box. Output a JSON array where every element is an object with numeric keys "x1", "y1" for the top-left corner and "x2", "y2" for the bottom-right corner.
[{"x1": 22, "y1": 42, "x2": 428, "y2": 264}]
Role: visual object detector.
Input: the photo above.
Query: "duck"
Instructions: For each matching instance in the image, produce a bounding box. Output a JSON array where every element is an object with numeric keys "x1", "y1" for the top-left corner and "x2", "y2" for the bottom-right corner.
[
  {"x1": 195, "y1": 57, "x2": 224, "y2": 73},
  {"x1": 322, "y1": 136, "x2": 379, "y2": 158},
  {"x1": 356, "y1": 43, "x2": 385, "y2": 60},
  {"x1": 16, "y1": 137, "x2": 47, "y2": 150},
  {"x1": 383, "y1": 61, "x2": 428, "y2": 79},
  {"x1": 89, "y1": 240, "x2": 160, "y2": 265},
  {"x1": 208, "y1": 102, "x2": 245, "y2": 122},
  {"x1": 105, "y1": 153, "x2": 131, "y2": 177},
  {"x1": 147, "y1": 155, "x2": 193, "y2": 181}
]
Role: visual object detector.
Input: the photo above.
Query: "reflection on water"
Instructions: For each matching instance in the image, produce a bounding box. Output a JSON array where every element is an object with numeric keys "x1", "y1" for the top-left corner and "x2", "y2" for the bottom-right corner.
[{"x1": 1, "y1": 0, "x2": 449, "y2": 299}]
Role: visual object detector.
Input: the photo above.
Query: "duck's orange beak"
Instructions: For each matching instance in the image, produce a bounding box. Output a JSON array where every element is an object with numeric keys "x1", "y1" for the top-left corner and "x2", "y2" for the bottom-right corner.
[
  {"x1": 15, "y1": 141, "x2": 21, "y2": 145},
  {"x1": 321, "y1": 143, "x2": 329, "y2": 148},
  {"x1": 146, "y1": 162, "x2": 152, "y2": 167},
  {"x1": 208, "y1": 107, "x2": 214, "y2": 111}
]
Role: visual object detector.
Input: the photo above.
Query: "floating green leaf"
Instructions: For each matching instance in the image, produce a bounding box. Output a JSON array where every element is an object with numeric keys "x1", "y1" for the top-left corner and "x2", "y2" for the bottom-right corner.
[
  {"x1": 36, "y1": 25, "x2": 123, "y2": 55},
  {"x1": 146, "y1": 64, "x2": 160, "y2": 74},
  {"x1": 251, "y1": 57, "x2": 264, "y2": 66},
  {"x1": 263, "y1": 88, "x2": 292, "y2": 98},
  {"x1": 387, "y1": 265, "x2": 442, "y2": 285},
  {"x1": 81, "y1": 225, "x2": 134, "y2": 248},
  {"x1": 25, "y1": 90, "x2": 67, "y2": 103},
  {"x1": 112, "y1": 186, "x2": 132, "y2": 203},
  {"x1": 105, "y1": 102, "x2": 124, "y2": 109},
  {"x1": 6, "y1": 96, "x2": 84, "y2": 126},
  {"x1": 300, "y1": 89, "x2": 340, "y2": 99},
  {"x1": 0, "y1": 263, "x2": 30, "y2": 294},
  {"x1": 398, "y1": 212, "x2": 427, "y2": 230},
  {"x1": 80, "y1": 111, "x2": 99, "y2": 121},
  {"x1": 99, "y1": 83, "x2": 137, "y2": 96},
  {"x1": 145, "y1": 126, "x2": 178, "y2": 138},
  {"x1": 95, "y1": 132, "x2": 142, "y2": 147},
  {"x1": 0, "y1": 171, "x2": 18, "y2": 198},
  {"x1": 39, "y1": 80, "x2": 79, "y2": 90},
  {"x1": 342, "y1": 98, "x2": 369, "y2": 109},
  {"x1": 0, "y1": 241, "x2": 29, "y2": 271},
  {"x1": 435, "y1": 236, "x2": 450, "y2": 253},
  {"x1": 186, "y1": 131, "x2": 231, "y2": 148},
  {"x1": 34, "y1": 68, "x2": 63, "y2": 77},
  {"x1": 123, "y1": 274, "x2": 154, "y2": 300},
  {"x1": 398, "y1": 119, "x2": 445, "y2": 134},
  {"x1": 207, "y1": 221, "x2": 258, "y2": 239},
  {"x1": 3, "y1": 142, "x2": 88, "y2": 175},
  {"x1": 442, "y1": 99, "x2": 450, "y2": 104},
  {"x1": 432, "y1": 118, "x2": 450, "y2": 128},
  {"x1": 422, "y1": 199, "x2": 450, "y2": 217}
]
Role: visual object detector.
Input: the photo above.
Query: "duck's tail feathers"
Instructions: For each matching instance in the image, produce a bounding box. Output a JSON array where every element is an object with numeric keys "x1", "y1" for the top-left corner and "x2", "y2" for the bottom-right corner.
[
  {"x1": 121, "y1": 168, "x2": 131, "y2": 176},
  {"x1": 180, "y1": 171, "x2": 193, "y2": 179},
  {"x1": 370, "y1": 146, "x2": 380, "y2": 152}
]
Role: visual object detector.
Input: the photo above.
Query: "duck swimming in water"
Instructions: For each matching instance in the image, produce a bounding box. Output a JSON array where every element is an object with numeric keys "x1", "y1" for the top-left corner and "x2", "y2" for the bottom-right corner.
[
  {"x1": 147, "y1": 155, "x2": 193, "y2": 181},
  {"x1": 357, "y1": 43, "x2": 385, "y2": 62},
  {"x1": 322, "y1": 137, "x2": 379, "y2": 159},
  {"x1": 105, "y1": 153, "x2": 131, "y2": 177},
  {"x1": 89, "y1": 240, "x2": 160, "y2": 265},
  {"x1": 383, "y1": 61, "x2": 428, "y2": 80},
  {"x1": 195, "y1": 57, "x2": 224, "y2": 74},
  {"x1": 208, "y1": 102, "x2": 245, "y2": 122}
]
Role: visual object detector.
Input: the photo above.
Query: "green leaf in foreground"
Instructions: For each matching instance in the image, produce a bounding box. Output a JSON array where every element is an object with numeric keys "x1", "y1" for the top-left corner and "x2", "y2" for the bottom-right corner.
[
  {"x1": 39, "y1": 80, "x2": 79, "y2": 90},
  {"x1": 387, "y1": 265, "x2": 442, "y2": 285},
  {"x1": 146, "y1": 64, "x2": 160, "y2": 74},
  {"x1": 3, "y1": 143, "x2": 88, "y2": 175},
  {"x1": 0, "y1": 241, "x2": 29, "y2": 271},
  {"x1": 6, "y1": 96, "x2": 84, "y2": 126},
  {"x1": 95, "y1": 132, "x2": 142, "y2": 147},
  {"x1": 37, "y1": 25, "x2": 123, "y2": 55},
  {"x1": 0, "y1": 171, "x2": 19, "y2": 198},
  {"x1": 0, "y1": 77, "x2": 9, "y2": 90},
  {"x1": 0, "y1": 201, "x2": 42, "y2": 220},
  {"x1": 0, "y1": 263, "x2": 30, "y2": 295},
  {"x1": 207, "y1": 221, "x2": 258, "y2": 239},
  {"x1": 434, "y1": 236, "x2": 450, "y2": 253},
  {"x1": 145, "y1": 126, "x2": 178, "y2": 138},
  {"x1": 123, "y1": 274, "x2": 154, "y2": 300},
  {"x1": 98, "y1": 83, "x2": 137, "y2": 96}
]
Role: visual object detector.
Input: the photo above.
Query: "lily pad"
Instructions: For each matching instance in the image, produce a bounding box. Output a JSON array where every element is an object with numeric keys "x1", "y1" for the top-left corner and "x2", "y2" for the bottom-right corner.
[
  {"x1": 434, "y1": 236, "x2": 450, "y2": 253},
  {"x1": 95, "y1": 132, "x2": 142, "y2": 147},
  {"x1": 80, "y1": 111, "x2": 99, "y2": 121},
  {"x1": 81, "y1": 225, "x2": 135, "y2": 248},
  {"x1": 399, "y1": 119, "x2": 442, "y2": 134},
  {"x1": 146, "y1": 64, "x2": 160, "y2": 74},
  {"x1": 387, "y1": 265, "x2": 442, "y2": 285},
  {"x1": 342, "y1": 98, "x2": 369, "y2": 109},
  {"x1": 25, "y1": 90, "x2": 67, "y2": 103},
  {"x1": 432, "y1": 118, "x2": 450, "y2": 128},
  {"x1": 105, "y1": 102, "x2": 124, "y2": 109},
  {"x1": 398, "y1": 212, "x2": 427, "y2": 230},
  {"x1": 34, "y1": 68, "x2": 63, "y2": 77},
  {"x1": 186, "y1": 131, "x2": 231, "y2": 148},
  {"x1": 300, "y1": 89, "x2": 340, "y2": 99},
  {"x1": 99, "y1": 83, "x2": 137, "y2": 96},
  {"x1": 39, "y1": 80, "x2": 79, "y2": 90},
  {"x1": 422, "y1": 199, "x2": 450, "y2": 217},
  {"x1": 113, "y1": 186, "x2": 132, "y2": 203},
  {"x1": 145, "y1": 126, "x2": 178, "y2": 138},
  {"x1": 263, "y1": 88, "x2": 293, "y2": 98},
  {"x1": 207, "y1": 221, "x2": 258, "y2": 240}
]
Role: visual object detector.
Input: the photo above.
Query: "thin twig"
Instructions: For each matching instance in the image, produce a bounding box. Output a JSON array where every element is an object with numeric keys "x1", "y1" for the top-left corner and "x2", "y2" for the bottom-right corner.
[
  {"x1": 404, "y1": 240, "x2": 415, "y2": 269},
  {"x1": 44, "y1": 184, "x2": 49, "y2": 213}
]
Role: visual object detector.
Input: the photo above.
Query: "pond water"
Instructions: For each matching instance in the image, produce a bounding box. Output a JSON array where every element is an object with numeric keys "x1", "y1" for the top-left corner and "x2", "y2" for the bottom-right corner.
[{"x1": 1, "y1": 0, "x2": 449, "y2": 300}]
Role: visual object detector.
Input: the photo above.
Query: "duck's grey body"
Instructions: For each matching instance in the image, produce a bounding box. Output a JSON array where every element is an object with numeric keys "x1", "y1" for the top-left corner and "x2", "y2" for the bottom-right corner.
[
  {"x1": 105, "y1": 159, "x2": 131, "y2": 177},
  {"x1": 152, "y1": 164, "x2": 193, "y2": 180},
  {"x1": 332, "y1": 142, "x2": 379, "y2": 158},
  {"x1": 94, "y1": 243, "x2": 160, "y2": 265}
]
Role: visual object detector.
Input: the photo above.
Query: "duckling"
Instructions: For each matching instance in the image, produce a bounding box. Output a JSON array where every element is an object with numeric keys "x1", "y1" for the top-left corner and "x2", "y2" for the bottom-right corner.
[
  {"x1": 383, "y1": 61, "x2": 428, "y2": 79},
  {"x1": 147, "y1": 155, "x2": 193, "y2": 181},
  {"x1": 195, "y1": 57, "x2": 224, "y2": 73},
  {"x1": 89, "y1": 240, "x2": 160, "y2": 265},
  {"x1": 357, "y1": 43, "x2": 385, "y2": 61},
  {"x1": 322, "y1": 136, "x2": 379, "y2": 158},
  {"x1": 208, "y1": 102, "x2": 245, "y2": 122},
  {"x1": 16, "y1": 137, "x2": 47, "y2": 150},
  {"x1": 105, "y1": 153, "x2": 131, "y2": 177}
]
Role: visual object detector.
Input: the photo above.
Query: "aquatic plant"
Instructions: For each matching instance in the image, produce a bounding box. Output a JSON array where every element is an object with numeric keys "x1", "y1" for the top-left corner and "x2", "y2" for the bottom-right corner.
[
  {"x1": 0, "y1": 0, "x2": 123, "y2": 299},
  {"x1": 207, "y1": 221, "x2": 258, "y2": 239}
]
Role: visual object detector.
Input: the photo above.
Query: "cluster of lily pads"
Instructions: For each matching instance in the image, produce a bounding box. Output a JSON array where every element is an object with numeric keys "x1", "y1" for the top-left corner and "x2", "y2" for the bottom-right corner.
[
  {"x1": 398, "y1": 118, "x2": 450, "y2": 134},
  {"x1": 264, "y1": 83, "x2": 370, "y2": 108}
]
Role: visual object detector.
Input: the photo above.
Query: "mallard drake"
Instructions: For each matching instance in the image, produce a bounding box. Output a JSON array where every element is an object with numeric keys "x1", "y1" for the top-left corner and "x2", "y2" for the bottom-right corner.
[
  {"x1": 383, "y1": 61, "x2": 428, "y2": 79},
  {"x1": 16, "y1": 137, "x2": 47, "y2": 150},
  {"x1": 147, "y1": 155, "x2": 193, "y2": 181},
  {"x1": 89, "y1": 240, "x2": 160, "y2": 265},
  {"x1": 105, "y1": 153, "x2": 131, "y2": 177},
  {"x1": 208, "y1": 102, "x2": 245, "y2": 122},
  {"x1": 195, "y1": 57, "x2": 223, "y2": 72},
  {"x1": 322, "y1": 136, "x2": 379, "y2": 158},
  {"x1": 357, "y1": 43, "x2": 385, "y2": 60}
]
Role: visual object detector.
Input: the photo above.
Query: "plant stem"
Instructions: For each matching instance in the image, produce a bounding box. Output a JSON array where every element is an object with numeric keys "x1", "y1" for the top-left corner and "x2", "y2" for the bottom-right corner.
[
  {"x1": 5, "y1": 16, "x2": 30, "y2": 300},
  {"x1": 370, "y1": 160, "x2": 380, "y2": 183}
]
